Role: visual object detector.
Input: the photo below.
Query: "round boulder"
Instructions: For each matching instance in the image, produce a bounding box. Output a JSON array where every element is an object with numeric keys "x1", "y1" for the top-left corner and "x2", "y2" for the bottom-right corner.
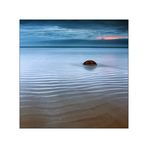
[{"x1": 83, "y1": 60, "x2": 97, "y2": 65}]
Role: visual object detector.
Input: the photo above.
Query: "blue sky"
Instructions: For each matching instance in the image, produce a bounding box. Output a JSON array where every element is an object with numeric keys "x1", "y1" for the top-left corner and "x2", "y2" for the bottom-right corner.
[{"x1": 20, "y1": 20, "x2": 128, "y2": 47}]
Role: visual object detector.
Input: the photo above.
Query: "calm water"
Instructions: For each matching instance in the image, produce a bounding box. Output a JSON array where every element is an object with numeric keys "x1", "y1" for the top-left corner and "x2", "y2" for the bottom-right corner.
[{"x1": 20, "y1": 48, "x2": 128, "y2": 128}]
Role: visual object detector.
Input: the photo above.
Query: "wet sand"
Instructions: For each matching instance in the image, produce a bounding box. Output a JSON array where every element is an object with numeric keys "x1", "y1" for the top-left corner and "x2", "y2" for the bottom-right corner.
[{"x1": 20, "y1": 97, "x2": 128, "y2": 128}]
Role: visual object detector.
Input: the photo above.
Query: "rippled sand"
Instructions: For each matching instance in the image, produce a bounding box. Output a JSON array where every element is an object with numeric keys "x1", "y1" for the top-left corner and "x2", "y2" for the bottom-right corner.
[{"x1": 20, "y1": 48, "x2": 128, "y2": 128}]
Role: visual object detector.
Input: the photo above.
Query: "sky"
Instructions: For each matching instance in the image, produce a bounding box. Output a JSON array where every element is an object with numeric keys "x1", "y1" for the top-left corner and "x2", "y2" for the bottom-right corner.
[{"x1": 20, "y1": 20, "x2": 128, "y2": 47}]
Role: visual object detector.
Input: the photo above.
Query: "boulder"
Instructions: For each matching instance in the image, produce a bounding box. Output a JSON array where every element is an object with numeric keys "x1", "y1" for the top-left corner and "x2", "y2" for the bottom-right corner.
[{"x1": 83, "y1": 60, "x2": 97, "y2": 65}]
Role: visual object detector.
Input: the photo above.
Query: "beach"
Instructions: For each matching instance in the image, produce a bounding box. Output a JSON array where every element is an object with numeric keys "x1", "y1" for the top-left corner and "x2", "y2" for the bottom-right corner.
[
  {"x1": 20, "y1": 47, "x2": 128, "y2": 128},
  {"x1": 21, "y1": 97, "x2": 128, "y2": 128}
]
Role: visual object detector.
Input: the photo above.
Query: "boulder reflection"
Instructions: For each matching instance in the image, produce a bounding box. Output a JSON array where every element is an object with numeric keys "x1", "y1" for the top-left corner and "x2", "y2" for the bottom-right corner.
[{"x1": 83, "y1": 65, "x2": 97, "y2": 71}]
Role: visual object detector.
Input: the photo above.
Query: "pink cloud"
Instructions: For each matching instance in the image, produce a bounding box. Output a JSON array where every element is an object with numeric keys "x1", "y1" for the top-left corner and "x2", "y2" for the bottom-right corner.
[{"x1": 96, "y1": 35, "x2": 128, "y2": 40}]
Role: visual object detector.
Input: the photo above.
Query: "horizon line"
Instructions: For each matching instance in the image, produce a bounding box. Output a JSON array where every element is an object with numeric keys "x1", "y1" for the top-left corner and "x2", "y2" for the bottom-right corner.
[{"x1": 20, "y1": 46, "x2": 128, "y2": 48}]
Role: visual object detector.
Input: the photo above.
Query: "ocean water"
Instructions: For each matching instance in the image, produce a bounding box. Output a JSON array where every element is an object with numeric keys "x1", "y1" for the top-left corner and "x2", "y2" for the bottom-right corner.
[{"x1": 20, "y1": 48, "x2": 128, "y2": 128}]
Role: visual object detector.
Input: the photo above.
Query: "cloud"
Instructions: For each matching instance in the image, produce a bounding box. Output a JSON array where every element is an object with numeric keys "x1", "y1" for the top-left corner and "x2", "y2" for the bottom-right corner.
[
  {"x1": 20, "y1": 20, "x2": 128, "y2": 46},
  {"x1": 96, "y1": 35, "x2": 128, "y2": 40}
]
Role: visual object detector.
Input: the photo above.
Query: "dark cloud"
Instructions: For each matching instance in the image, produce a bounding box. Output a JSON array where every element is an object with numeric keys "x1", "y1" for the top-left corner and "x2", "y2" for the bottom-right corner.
[
  {"x1": 20, "y1": 20, "x2": 128, "y2": 31},
  {"x1": 20, "y1": 20, "x2": 128, "y2": 47}
]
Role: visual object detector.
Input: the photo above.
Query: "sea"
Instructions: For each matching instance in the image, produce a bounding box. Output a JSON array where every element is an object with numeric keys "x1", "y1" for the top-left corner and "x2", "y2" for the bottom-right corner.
[{"x1": 20, "y1": 47, "x2": 128, "y2": 127}]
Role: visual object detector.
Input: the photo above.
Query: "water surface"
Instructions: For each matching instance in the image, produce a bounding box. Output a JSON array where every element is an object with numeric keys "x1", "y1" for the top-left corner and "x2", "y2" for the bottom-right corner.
[{"x1": 20, "y1": 48, "x2": 128, "y2": 128}]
